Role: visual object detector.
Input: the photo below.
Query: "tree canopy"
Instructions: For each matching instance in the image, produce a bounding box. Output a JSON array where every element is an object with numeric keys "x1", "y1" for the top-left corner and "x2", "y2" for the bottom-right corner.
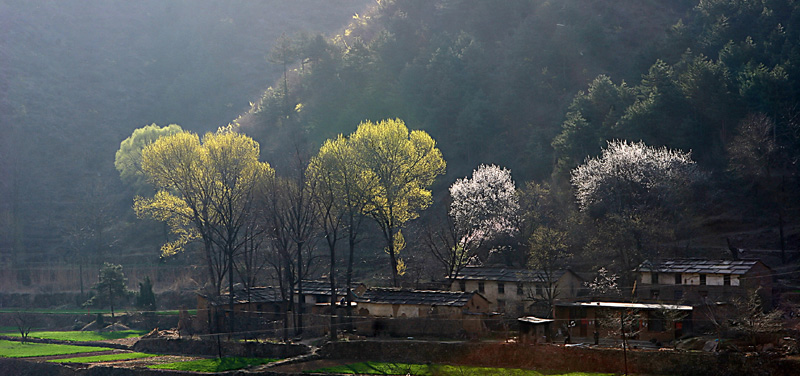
[{"x1": 348, "y1": 119, "x2": 446, "y2": 286}]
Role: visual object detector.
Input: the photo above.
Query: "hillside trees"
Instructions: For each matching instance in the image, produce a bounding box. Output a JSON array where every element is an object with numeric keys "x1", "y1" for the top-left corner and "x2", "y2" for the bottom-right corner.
[
  {"x1": 349, "y1": 119, "x2": 446, "y2": 286},
  {"x1": 307, "y1": 134, "x2": 375, "y2": 338},
  {"x1": 135, "y1": 131, "x2": 274, "y2": 301},
  {"x1": 115, "y1": 124, "x2": 184, "y2": 192},
  {"x1": 571, "y1": 141, "x2": 702, "y2": 283}
]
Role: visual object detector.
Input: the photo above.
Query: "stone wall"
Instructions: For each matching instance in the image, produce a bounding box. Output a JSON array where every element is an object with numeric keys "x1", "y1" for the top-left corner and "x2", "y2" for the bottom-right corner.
[
  {"x1": 0, "y1": 357, "x2": 305, "y2": 375},
  {"x1": 133, "y1": 337, "x2": 310, "y2": 359},
  {"x1": 319, "y1": 340, "x2": 800, "y2": 376}
]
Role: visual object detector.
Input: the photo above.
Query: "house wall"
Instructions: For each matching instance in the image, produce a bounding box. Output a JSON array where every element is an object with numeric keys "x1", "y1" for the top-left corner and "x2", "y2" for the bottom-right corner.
[
  {"x1": 450, "y1": 273, "x2": 581, "y2": 317},
  {"x1": 554, "y1": 305, "x2": 689, "y2": 343}
]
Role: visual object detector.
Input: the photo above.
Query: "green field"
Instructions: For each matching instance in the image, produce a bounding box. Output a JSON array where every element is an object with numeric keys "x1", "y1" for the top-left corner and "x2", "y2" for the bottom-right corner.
[
  {"x1": 0, "y1": 330, "x2": 148, "y2": 342},
  {"x1": 0, "y1": 308, "x2": 194, "y2": 315},
  {"x1": 306, "y1": 362, "x2": 614, "y2": 376},
  {"x1": 148, "y1": 356, "x2": 278, "y2": 372},
  {"x1": 48, "y1": 352, "x2": 157, "y2": 363},
  {"x1": 0, "y1": 339, "x2": 109, "y2": 358}
]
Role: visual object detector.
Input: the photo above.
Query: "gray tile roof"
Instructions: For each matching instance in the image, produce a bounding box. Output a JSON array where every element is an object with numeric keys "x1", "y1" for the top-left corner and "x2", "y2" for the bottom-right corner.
[
  {"x1": 454, "y1": 267, "x2": 566, "y2": 283},
  {"x1": 297, "y1": 280, "x2": 351, "y2": 296},
  {"x1": 357, "y1": 288, "x2": 479, "y2": 307},
  {"x1": 211, "y1": 286, "x2": 283, "y2": 305},
  {"x1": 637, "y1": 259, "x2": 761, "y2": 275}
]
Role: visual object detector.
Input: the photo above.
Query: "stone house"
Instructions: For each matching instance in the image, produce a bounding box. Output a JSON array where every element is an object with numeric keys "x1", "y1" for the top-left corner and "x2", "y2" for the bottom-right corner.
[
  {"x1": 197, "y1": 281, "x2": 367, "y2": 333},
  {"x1": 354, "y1": 288, "x2": 492, "y2": 337},
  {"x1": 554, "y1": 301, "x2": 693, "y2": 343},
  {"x1": 635, "y1": 259, "x2": 773, "y2": 307},
  {"x1": 450, "y1": 266, "x2": 584, "y2": 317}
]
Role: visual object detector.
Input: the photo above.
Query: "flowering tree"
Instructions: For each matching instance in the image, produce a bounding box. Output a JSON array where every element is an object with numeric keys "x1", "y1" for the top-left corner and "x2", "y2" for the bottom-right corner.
[
  {"x1": 440, "y1": 164, "x2": 518, "y2": 280},
  {"x1": 572, "y1": 140, "x2": 700, "y2": 215},
  {"x1": 571, "y1": 141, "x2": 702, "y2": 278}
]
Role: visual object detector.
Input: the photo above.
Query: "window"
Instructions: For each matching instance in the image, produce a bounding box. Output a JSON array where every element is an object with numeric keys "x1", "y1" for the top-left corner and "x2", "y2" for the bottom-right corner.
[
  {"x1": 478, "y1": 282, "x2": 485, "y2": 293},
  {"x1": 699, "y1": 274, "x2": 706, "y2": 285},
  {"x1": 497, "y1": 299, "x2": 505, "y2": 312},
  {"x1": 498, "y1": 282, "x2": 505, "y2": 295},
  {"x1": 723, "y1": 275, "x2": 730, "y2": 286},
  {"x1": 652, "y1": 273, "x2": 659, "y2": 284},
  {"x1": 674, "y1": 273, "x2": 682, "y2": 285},
  {"x1": 649, "y1": 313, "x2": 666, "y2": 332},
  {"x1": 458, "y1": 281, "x2": 466, "y2": 292},
  {"x1": 535, "y1": 285, "x2": 543, "y2": 297},
  {"x1": 517, "y1": 283, "x2": 524, "y2": 295},
  {"x1": 650, "y1": 289, "x2": 660, "y2": 299}
]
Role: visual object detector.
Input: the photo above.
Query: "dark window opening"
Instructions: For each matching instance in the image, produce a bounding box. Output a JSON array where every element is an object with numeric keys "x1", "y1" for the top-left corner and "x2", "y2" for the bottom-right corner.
[
  {"x1": 478, "y1": 282, "x2": 485, "y2": 293},
  {"x1": 649, "y1": 313, "x2": 666, "y2": 332},
  {"x1": 498, "y1": 282, "x2": 505, "y2": 295},
  {"x1": 699, "y1": 274, "x2": 706, "y2": 285},
  {"x1": 535, "y1": 285, "x2": 543, "y2": 297},
  {"x1": 652, "y1": 273, "x2": 659, "y2": 284},
  {"x1": 674, "y1": 273, "x2": 682, "y2": 285},
  {"x1": 723, "y1": 275, "x2": 730, "y2": 286},
  {"x1": 458, "y1": 281, "x2": 466, "y2": 292},
  {"x1": 517, "y1": 283, "x2": 524, "y2": 295}
]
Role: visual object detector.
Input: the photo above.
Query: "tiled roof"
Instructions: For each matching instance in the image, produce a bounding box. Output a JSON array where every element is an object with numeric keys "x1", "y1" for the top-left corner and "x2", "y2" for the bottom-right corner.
[
  {"x1": 557, "y1": 301, "x2": 693, "y2": 311},
  {"x1": 637, "y1": 259, "x2": 761, "y2": 275},
  {"x1": 297, "y1": 280, "x2": 351, "y2": 296},
  {"x1": 357, "y1": 288, "x2": 479, "y2": 307},
  {"x1": 211, "y1": 286, "x2": 283, "y2": 305},
  {"x1": 453, "y1": 267, "x2": 567, "y2": 283}
]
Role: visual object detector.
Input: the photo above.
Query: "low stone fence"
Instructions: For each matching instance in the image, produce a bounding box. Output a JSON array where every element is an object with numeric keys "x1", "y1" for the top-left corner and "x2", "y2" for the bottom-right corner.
[
  {"x1": 319, "y1": 340, "x2": 800, "y2": 376},
  {"x1": 133, "y1": 337, "x2": 310, "y2": 359}
]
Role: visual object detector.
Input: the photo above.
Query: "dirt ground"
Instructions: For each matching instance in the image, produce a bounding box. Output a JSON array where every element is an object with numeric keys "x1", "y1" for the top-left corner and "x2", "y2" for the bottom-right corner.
[{"x1": 266, "y1": 358, "x2": 360, "y2": 373}]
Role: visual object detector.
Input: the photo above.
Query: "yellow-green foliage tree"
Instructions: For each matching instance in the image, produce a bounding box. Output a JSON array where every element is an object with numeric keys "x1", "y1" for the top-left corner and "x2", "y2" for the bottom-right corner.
[
  {"x1": 134, "y1": 130, "x2": 273, "y2": 297},
  {"x1": 115, "y1": 123, "x2": 183, "y2": 192},
  {"x1": 308, "y1": 134, "x2": 376, "y2": 338},
  {"x1": 348, "y1": 119, "x2": 446, "y2": 286}
]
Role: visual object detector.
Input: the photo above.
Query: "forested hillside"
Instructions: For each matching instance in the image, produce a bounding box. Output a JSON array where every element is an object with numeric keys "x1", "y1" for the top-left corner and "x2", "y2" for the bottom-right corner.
[
  {"x1": 3, "y1": 0, "x2": 800, "y2": 295},
  {"x1": 236, "y1": 0, "x2": 800, "y2": 280},
  {"x1": 0, "y1": 0, "x2": 373, "y2": 286}
]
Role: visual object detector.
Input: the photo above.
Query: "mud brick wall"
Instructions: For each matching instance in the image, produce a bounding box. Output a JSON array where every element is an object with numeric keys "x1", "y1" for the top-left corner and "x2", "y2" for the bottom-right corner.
[
  {"x1": 133, "y1": 337, "x2": 310, "y2": 359},
  {"x1": 319, "y1": 340, "x2": 800, "y2": 376}
]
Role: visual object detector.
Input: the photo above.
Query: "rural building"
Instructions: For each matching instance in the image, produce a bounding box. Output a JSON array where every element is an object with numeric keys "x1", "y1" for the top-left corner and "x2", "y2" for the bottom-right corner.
[
  {"x1": 555, "y1": 301, "x2": 693, "y2": 343},
  {"x1": 518, "y1": 316, "x2": 554, "y2": 344},
  {"x1": 196, "y1": 281, "x2": 367, "y2": 334},
  {"x1": 196, "y1": 286, "x2": 285, "y2": 334},
  {"x1": 354, "y1": 288, "x2": 492, "y2": 337},
  {"x1": 450, "y1": 266, "x2": 584, "y2": 317},
  {"x1": 635, "y1": 259, "x2": 773, "y2": 307}
]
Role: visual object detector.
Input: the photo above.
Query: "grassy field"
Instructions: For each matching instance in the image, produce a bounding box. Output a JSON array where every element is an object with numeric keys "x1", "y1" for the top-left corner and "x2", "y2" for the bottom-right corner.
[
  {"x1": 0, "y1": 308, "x2": 195, "y2": 315},
  {"x1": 47, "y1": 352, "x2": 157, "y2": 363},
  {"x1": 0, "y1": 339, "x2": 109, "y2": 358},
  {"x1": 306, "y1": 362, "x2": 615, "y2": 376},
  {"x1": 0, "y1": 330, "x2": 148, "y2": 342},
  {"x1": 148, "y1": 356, "x2": 278, "y2": 372}
]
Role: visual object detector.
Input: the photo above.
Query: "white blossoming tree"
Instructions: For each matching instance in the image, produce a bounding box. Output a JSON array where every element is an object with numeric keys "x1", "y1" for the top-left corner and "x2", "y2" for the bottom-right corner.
[
  {"x1": 571, "y1": 140, "x2": 702, "y2": 280},
  {"x1": 436, "y1": 164, "x2": 519, "y2": 280}
]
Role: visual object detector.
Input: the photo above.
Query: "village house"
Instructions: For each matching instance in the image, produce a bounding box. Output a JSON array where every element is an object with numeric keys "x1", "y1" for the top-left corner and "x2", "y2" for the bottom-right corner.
[
  {"x1": 354, "y1": 288, "x2": 492, "y2": 337},
  {"x1": 554, "y1": 301, "x2": 693, "y2": 343},
  {"x1": 450, "y1": 266, "x2": 584, "y2": 317},
  {"x1": 635, "y1": 259, "x2": 773, "y2": 308},
  {"x1": 196, "y1": 281, "x2": 367, "y2": 333}
]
